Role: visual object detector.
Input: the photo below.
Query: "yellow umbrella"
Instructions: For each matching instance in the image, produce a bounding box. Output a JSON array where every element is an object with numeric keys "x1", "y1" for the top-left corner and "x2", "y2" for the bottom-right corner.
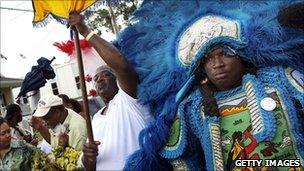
[{"x1": 33, "y1": 0, "x2": 98, "y2": 27}]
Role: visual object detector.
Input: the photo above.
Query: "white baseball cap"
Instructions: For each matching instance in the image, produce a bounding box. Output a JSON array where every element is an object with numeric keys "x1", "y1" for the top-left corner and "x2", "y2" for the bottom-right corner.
[{"x1": 33, "y1": 94, "x2": 63, "y2": 117}]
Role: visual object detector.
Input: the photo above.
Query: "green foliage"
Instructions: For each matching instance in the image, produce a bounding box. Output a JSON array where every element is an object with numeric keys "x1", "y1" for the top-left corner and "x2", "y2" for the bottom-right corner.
[
  {"x1": 86, "y1": 0, "x2": 138, "y2": 35},
  {"x1": 87, "y1": 9, "x2": 112, "y2": 34},
  {"x1": 32, "y1": 150, "x2": 58, "y2": 171},
  {"x1": 116, "y1": 1, "x2": 137, "y2": 22},
  {"x1": 33, "y1": 130, "x2": 43, "y2": 141},
  {"x1": 32, "y1": 146, "x2": 81, "y2": 171}
]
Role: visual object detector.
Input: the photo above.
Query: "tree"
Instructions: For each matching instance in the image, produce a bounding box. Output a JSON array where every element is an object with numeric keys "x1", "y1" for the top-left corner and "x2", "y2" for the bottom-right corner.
[{"x1": 85, "y1": 0, "x2": 138, "y2": 36}]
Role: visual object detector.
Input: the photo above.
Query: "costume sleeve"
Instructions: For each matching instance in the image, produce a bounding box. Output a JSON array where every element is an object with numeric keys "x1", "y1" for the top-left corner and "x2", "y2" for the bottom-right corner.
[
  {"x1": 281, "y1": 67, "x2": 304, "y2": 107},
  {"x1": 162, "y1": 97, "x2": 206, "y2": 170}
]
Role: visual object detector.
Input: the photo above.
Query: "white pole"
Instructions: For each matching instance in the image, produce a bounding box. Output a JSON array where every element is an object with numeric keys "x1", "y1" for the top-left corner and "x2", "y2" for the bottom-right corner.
[{"x1": 26, "y1": 90, "x2": 41, "y2": 135}]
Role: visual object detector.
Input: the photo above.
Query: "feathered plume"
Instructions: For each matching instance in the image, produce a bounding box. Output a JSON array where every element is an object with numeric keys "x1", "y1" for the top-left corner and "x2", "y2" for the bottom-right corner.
[{"x1": 113, "y1": 1, "x2": 304, "y2": 170}]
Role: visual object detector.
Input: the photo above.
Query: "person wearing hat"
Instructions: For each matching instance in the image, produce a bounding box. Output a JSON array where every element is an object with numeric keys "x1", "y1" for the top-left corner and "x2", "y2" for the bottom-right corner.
[
  {"x1": 31, "y1": 94, "x2": 87, "y2": 151},
  {"x1": 104, "y1": 1, "x2": 304, "y2": 170},
  {"x1": 68, "y1": 13, "x2": 154, "y2": 170}
]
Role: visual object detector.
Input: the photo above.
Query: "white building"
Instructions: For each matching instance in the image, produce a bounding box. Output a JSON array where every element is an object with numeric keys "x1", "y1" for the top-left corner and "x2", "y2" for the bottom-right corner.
[
  {"x1": 0, "y1": 74, "x2": 23, "y2": 116},
  {"x1": 12, "y1": 61, "x2": 103, "y2": 116},
  {"x1": 40, "y1": 61, "x2": 94, "y2": 98}
]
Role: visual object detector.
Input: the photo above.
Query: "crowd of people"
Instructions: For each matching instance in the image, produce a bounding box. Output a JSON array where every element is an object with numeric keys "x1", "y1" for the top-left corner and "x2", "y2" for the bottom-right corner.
[{"x1": 1, "y1": 1, "x2": 303, "y2": 170}]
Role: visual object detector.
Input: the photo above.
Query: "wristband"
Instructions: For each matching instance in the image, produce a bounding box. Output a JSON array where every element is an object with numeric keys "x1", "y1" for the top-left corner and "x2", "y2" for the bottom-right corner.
[{"x1": 85, "y1": 31, "x2": 96, "y2": 41}]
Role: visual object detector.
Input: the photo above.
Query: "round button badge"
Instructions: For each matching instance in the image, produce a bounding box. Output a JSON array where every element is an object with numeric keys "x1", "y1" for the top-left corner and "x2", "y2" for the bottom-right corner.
[{"x1": 260, "y1": 97, "x2": 276, "y2": 111}]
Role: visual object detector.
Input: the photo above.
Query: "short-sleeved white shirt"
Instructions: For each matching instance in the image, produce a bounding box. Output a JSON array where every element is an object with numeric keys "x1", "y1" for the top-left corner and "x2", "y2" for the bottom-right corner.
[{"x1": 92, "y1": 88, "x2": 153, "y2": 170}]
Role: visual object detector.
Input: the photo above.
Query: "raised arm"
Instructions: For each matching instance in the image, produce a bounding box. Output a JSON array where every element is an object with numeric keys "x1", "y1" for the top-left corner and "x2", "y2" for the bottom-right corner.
[{"x1": 68, "y1": 13, "x2": 139, "y2": 98}]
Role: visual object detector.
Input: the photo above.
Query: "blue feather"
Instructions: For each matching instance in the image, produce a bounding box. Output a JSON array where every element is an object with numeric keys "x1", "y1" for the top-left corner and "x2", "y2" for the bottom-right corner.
[{"x1": 115, "y1": 1, "x2": 304, "y2": 170}]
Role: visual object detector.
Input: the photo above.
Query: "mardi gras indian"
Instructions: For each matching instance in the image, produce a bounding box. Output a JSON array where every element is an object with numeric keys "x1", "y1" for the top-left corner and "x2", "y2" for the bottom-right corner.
[{"x1": 110, "y1": 1, "x2": 304, "y2": 170}]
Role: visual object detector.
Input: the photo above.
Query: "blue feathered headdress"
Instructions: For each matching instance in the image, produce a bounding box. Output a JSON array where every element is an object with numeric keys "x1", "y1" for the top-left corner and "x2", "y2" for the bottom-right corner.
[
  {"x1": 116, "y1": 0, "x2": 304, "y2": 106},
  {"x1": 114, "y1": 1, "x2": 304, "y2": 170}
]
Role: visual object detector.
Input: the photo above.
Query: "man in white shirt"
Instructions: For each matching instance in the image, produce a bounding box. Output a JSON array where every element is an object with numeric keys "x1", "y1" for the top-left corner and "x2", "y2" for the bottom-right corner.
[{"x1": 69, "y1": 13, "x2": 153, "y2": 170}]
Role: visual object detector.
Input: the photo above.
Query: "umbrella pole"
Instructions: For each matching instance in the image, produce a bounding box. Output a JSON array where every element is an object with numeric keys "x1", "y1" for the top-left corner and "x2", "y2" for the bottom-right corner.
[{"x1": 73, "y1": 29, "x2": 94, "y2": 143}]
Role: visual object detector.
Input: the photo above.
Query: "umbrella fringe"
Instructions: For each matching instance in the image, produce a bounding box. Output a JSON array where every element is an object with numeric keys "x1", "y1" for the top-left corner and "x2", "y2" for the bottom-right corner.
[
  {"x1": 52, "y1": 14, "x2": 69, "y2": 26},
  {"x1": 32, "y1": 14, "x2": 53, "y2": 28},
  {"x1": 32, "y1": 13, "x2": 68, "y2": 28}
]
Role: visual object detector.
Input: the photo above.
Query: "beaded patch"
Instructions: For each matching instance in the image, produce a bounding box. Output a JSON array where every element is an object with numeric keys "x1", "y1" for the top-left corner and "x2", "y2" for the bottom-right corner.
[
  {"x1": 244, "y1": 81, "x2": 265, "y2": 135},
  {"x1": 165, "y1": 117, "x2": 181, "y2": 147},
  {"x1": 242, "y1": 75, "x2": 277, "y2": 142},
  {"x1": 178, "y1": 15, "x2": 240, "y2": 65},
  {"x1": 219, "y1": 87, "x2": 303, "y2": 170},
  {"x1": 210, "y1": 124, "x2": 224, "y2": 171},
  {"x1": 285, "y1": 68, "x2": 304, "y2": 93}
]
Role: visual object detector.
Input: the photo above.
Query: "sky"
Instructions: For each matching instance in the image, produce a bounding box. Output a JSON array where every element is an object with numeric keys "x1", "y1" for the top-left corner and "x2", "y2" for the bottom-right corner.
[{"x1": 0, "y1": 1, "x2": 114, "y2": 79}]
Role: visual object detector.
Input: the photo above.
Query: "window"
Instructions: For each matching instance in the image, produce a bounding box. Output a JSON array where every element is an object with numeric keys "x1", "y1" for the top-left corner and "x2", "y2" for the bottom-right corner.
[
  {"x1": 75, "y1": 76, "x2": 81, "y2": 89},
  {"x1": 22, "y1": 96, "x2": 28, "y2": 104},
  {"x1": 51, "y1": 82, "x2": 59, "y2": 95}
]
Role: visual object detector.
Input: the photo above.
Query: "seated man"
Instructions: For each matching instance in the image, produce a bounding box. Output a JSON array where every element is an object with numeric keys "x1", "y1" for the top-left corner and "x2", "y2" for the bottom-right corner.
[{"x1": 31, "y1": 94, "x2": 87, "y2": 151}]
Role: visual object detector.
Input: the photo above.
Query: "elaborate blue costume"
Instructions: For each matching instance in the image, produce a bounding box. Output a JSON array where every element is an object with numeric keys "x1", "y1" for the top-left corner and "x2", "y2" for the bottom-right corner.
[{"x1": 113, "y1": 1, "x2": 304, "y2": 170}]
